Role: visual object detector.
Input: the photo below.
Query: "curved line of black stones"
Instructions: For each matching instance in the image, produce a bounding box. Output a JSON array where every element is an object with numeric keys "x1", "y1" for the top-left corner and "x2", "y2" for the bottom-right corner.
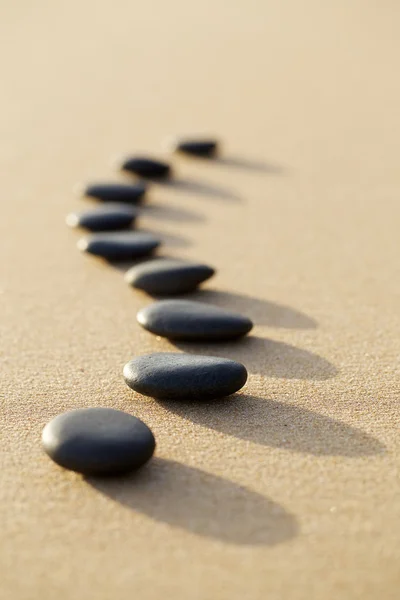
[{"x1": 48, "y1": 140, "x2": 252, "y2": 474}]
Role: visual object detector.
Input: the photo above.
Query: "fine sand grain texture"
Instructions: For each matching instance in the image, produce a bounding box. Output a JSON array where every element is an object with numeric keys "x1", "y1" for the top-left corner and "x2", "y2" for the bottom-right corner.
[{"x1": 1, "y1": 1, "x2": 399, "y2": 599}]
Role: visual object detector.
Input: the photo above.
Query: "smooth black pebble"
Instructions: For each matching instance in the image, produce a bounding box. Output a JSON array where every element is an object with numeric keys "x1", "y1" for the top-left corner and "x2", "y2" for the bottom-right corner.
[
  {"x1": 66, "y1": 204, "x2": 138, "y2": 232},
  {"x1": 121, "y1": 156, "x2": 171, "y2": 179},
  {"x1": 125, "y1": 258, "x2": 215, "y2": 295},
  {"x1": 78, "y1": 231, "x2": 161, "y2": 260},
  {"x1": 137, "y1": 299, "x2": 253, "y2": 341},
  {"x1": 123, "y1": 353, "x2": 248, "y2": 400},
  {"x1": 173, "y1": 138, "x2": 219, "y2": 157},
  {"x1": 83, "y1": 182, "x2": 147, "y2": 204},
  {"x1": 42, "y1": 407, "x2": 156, "y2": 475}
]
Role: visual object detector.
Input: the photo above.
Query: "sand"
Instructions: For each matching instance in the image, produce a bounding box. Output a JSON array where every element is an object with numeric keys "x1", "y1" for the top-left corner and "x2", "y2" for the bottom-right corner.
[{"x1": 1, "y1": 1, "x2": 399, "y2": 599}]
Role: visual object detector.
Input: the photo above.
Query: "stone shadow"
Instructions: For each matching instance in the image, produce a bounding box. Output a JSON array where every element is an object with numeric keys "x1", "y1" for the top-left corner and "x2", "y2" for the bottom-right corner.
[
  {"x1": 157, "y1": 396, "x2": 385, "y2": 457},
  {"x1": 86, "y1": 458, "x2": 298, "y2": 546}
]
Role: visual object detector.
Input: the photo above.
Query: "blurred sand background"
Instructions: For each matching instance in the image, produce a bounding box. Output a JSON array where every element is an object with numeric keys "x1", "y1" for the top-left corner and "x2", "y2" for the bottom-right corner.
[{"x1": 1, "y1": 1, "x2": 399, "y2": 599}]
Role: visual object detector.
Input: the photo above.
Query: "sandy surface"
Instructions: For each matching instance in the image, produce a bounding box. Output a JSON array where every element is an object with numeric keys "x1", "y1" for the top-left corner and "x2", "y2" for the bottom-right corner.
[{"x1": 1, "y1": 1, "x2": 399, "y2": 599}]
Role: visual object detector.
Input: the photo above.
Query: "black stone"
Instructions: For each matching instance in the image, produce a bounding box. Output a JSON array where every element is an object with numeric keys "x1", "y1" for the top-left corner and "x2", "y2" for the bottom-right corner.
[
  {"x1": 173, "y1": 138, "x2": 219, "y2": 157},
  {"x1": 123, "y1": 353, "x2": 248, "y2": 400},
  {"x1": 137, "y1": 300, "x2": 253, "y2": 341},
  {"x1": 66, "y1": 204, "x2": 138, "y2": 232},
  {"x1": 125, "y1": 258, "x2": 215, "y2": 295},
  {"x1": 83, "y1": 182, "x2": 147, "y2": 204},
  {"x1": 78, "y1": 231, "x2": 161, "y2": 260},
  {"x1": 121, "y1": 156, "x2": 171, "y2": 179},
  {"x1": 42, "y1": 407, "x2": 155, "y2": 475}
]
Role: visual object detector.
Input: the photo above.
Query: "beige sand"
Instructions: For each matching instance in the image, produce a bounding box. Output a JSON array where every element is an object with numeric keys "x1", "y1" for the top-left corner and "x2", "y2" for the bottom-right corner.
[{"x1": 1, "y1": 1, "x2": 399, "y2": 598}]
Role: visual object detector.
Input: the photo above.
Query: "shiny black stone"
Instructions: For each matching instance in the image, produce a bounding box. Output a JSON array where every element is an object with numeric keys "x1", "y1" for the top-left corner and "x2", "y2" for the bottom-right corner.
[
  {"x1": 125, "y1": 258, "x2": 215, "y2": 295},
  {"x1": 123, "y1": 353, "x2": 248, "y2": 400},
  {"x1": 42, "y1": 408, "x2": 156, "y2": 475},
  {"x1": 121, "y1": 156, "x2": 171, "y2": 179},
  {"x1": 83, "y1": 182, "x2": 147, "y2": 204},
  {"x1": 173, "y1": 138, "x2": 219, "y2": 157},
  {"x1": 78, "y1": 231, "x2": 161, "y2": 260},
  {"x1": 137, "y1": 300, "x2": 253, "y2": 341},
  {"x1": 66, "y1": 204, "x2": 138, "y2": 232}
]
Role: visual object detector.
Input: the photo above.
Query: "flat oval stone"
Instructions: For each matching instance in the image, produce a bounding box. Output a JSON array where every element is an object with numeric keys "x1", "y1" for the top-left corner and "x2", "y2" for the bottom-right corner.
[
  {"x1": 124, "y1": 258, "x2": 215, "y2": 295},
  {"x1": 123, "y1": 353, "x2": 248, "y2": 400},
  {"x1": 66, "y1": 204, "x2": 138, "y2": 232},
  {"x1": 121, "y1": 156, "x2": 171, "y2": 179},
  {"x1": 173, "y1": 138, "x2": 219, "y2": 157},
  {"x1": 78, "y1": 231, "x2": 161, "y2": 260},
  {"x1": 42, "y1": 407, "x2": 155, "y2": 475},
  {"x1": 83, "y1": 182, "x2": 147, "y2": 204},
  {"x1": 137, "y1": 300, "x2": 253, "y2": 340}
]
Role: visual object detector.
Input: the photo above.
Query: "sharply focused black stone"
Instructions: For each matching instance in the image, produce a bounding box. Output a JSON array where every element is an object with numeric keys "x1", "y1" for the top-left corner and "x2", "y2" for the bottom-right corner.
[
  {"x1": 123, "y1": 353, "x2": 248, "y2": 400},
  {"x1": 173, "y1": 138, "x2": 219, "y2": 157},
  {"x1": 83, "y1": 182, "x2": 147, "y2": 204},
  {"x1": 66, "y1": 204, "x2": 138, "y2": 232},
  {"x1": 78, "y1": 231, "x2": 161, "y2": 260},
  {"x1": 125, "y1": 258, "x2": 215, "y2": 295},
  {"x1": 137, "y1": 300, "x2": 253, "y2": 341},
  {"x1": 42, "y1": 407, "x2": 156, "y2": 475},
  {"x1": 121, "y1": 156, "x2": 171, "y2": 179}
]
